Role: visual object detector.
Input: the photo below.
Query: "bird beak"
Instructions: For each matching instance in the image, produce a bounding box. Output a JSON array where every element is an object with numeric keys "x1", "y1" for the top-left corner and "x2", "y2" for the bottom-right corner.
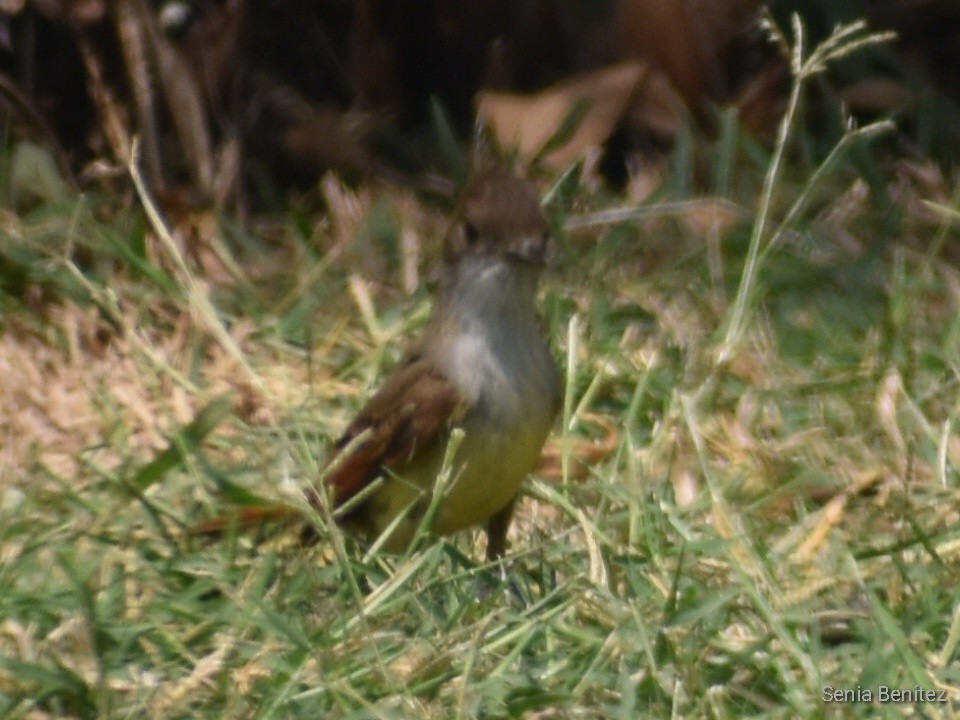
[{"x1": 508, "y1": 233, "x2": 551, "y2": 266}]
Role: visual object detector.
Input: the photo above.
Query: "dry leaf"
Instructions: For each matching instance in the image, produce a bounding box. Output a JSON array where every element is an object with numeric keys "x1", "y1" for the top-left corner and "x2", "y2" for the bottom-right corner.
[
  {"x1": 477, "y1": 61, "x2": 648, "y2": 169},
  {"x1": 838, "y1": 77, "x2": 911, "y2": 114},
  {"x1": 733, "y1": 61, "x2": 789, "y2": 138},
  {"x1": 32, "y1": 0, "x2": 105, "y2": 24},
  {"x1": 622, "y1": 67, "x2": 688, "y2": 144},
  {"x1": 679, "y1": 198, "x2": 744, "y2": 238},
  {"x1": 538, "y1": 413, "x2": 620, "y2": 481},
  {"x1": 616, "y1": 0, "x2": 762, "y2": 107}
]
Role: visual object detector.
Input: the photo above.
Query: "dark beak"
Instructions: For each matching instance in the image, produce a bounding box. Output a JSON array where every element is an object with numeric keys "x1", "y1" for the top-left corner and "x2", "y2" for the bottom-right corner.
[{"x1": 508, "y1": 233, "x2": 551, "y2": 266}]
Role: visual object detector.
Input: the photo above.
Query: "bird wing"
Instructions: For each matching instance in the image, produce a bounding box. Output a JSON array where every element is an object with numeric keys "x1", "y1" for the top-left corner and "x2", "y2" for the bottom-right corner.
[
  {"x1": 324, "y1": 356, "x2": 467, "y2": 505},
  {"x1": 190, "y1": 357, "x2": 464, "y2": 537}
]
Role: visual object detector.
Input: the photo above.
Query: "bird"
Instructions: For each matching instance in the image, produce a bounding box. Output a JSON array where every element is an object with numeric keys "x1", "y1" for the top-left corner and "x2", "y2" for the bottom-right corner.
[{"x1": 197, "y1": 166, "x2": 561, "y2": 560}]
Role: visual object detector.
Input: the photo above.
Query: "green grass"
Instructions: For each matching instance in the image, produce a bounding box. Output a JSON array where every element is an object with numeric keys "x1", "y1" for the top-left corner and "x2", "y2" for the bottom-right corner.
[{"x1": 3, "y1": 17, "x2": 960, "y2": 720}]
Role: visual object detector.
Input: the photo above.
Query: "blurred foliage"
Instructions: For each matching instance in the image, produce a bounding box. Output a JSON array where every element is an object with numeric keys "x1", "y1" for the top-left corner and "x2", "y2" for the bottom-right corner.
[{"x1": 0, "y1": 0, "x2": 954, "y2": 211}]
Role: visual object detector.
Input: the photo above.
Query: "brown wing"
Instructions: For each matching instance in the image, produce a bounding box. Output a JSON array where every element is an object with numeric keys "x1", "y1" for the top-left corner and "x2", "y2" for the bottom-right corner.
[
  {"x1": 190, "y1": 357, "x2": 463, "y2": 537},
  {"x1": 324, "y1": 357, "x2": 465, "y2": 505}
]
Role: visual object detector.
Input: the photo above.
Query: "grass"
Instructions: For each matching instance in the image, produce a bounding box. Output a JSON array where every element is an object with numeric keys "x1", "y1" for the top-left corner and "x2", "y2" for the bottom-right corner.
[{"x1": 3, "y1": 17, "x2": 960, "y2": 720}]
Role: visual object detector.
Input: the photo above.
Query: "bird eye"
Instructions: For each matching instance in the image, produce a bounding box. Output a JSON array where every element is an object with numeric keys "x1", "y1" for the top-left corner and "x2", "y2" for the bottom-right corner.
[{"x1": 462, "y1": 222, "x2": 479, "y2": 246}]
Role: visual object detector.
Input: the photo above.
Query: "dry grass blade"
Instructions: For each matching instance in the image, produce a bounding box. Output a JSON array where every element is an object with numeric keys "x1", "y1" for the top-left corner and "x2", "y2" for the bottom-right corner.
[
  {"x1": 134, "y1": 0, "x2": 214, "y2": 194},
  {"x1": 74, "y1": 26, "x2": 132, "y2": 166},
  {"x1": 116, "y1": 0, "x2": 163, "y2": 191},
  {"x1": 128, "y1": 138, "x2": 265, "y2": 396}
]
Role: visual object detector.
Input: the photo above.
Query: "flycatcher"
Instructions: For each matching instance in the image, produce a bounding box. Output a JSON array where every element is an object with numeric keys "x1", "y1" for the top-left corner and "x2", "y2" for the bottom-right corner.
[{"x1": 200, "y1": 167, "x2": 561, "y2": 560}]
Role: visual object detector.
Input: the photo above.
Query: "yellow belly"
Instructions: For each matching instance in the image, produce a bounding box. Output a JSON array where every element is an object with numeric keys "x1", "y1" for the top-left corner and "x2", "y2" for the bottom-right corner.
[
  {"x1": 356, "y1": 413, "x2": 551, "y2": 551},
  {"x1": 348, "y1": 302, "x2": 561, "y2": 552}
]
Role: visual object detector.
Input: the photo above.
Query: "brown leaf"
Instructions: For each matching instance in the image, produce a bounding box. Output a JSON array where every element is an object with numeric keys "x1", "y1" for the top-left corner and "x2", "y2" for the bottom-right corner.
[
  {"x1": 279, "y1": 103, "x2": 376, "y2": 181},
  {"x1": 348, "y1": 0, "x2": 406, "y2": 113},
  {"x1": 538, "y1": 413, "x2": 620, "y2": 481},
  {"x1": 0, "y1": 0, "x2": 24, "y2": 15},
  {"x1": 179, "y1": 0, "x2": 243, "y2": 113},
  {"x1": 32, "y1": 0, "x2": 105, "y2": 25},
  {"x1": 477, "y1": 61, "x2": 648, "y2": 169},
  {"x1": 838, "y1": 77, "x2": 912, "y2": 115},
  {"x1": 626, "y1": 67, "x2": 688, "y2": 144},
  {"x1": 615, "y1": 0, "x2": 762, "y2": 109},
  {"x1": 733, "y1": 61, "x2": 789, "y2": 138}
]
